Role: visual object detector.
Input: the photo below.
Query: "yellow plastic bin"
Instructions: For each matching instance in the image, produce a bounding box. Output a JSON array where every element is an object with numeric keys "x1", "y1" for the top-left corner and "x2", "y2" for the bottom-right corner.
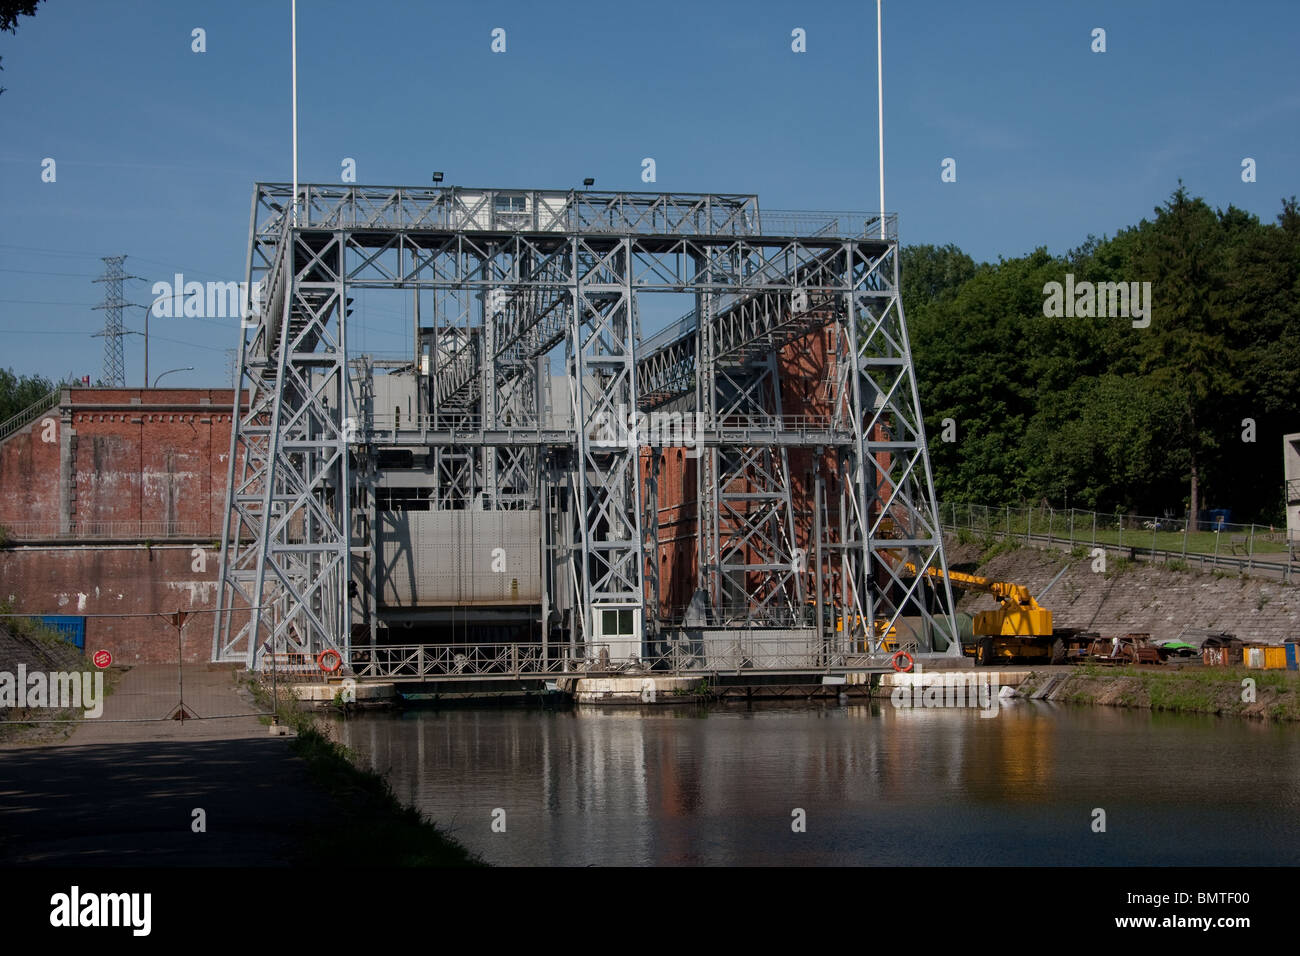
[{"x1": 1264, "y1": 646, "x2": 1287, "y2": 670}]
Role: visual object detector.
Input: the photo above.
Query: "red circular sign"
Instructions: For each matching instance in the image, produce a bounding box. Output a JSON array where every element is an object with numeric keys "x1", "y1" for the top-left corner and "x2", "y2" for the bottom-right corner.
[{"x1": 92, "y1": 649, "x2": 113, "y2": 669}]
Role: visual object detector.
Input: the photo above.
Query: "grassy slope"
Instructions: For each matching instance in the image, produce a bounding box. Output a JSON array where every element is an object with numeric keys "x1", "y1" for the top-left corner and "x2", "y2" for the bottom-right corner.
[
  {"x1": 1021, "y1": 665, "x2": 1300, "y2": 721},
  {"x1": 247, "y1": 677, "x2": 485, "y2": 867}
]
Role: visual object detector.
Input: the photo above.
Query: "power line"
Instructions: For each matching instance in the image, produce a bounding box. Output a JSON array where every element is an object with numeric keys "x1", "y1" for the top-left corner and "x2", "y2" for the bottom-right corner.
[
  {"x1": 0, "y1": 268, "x2": 100, "y2": 278},
  {"x1": 0, "y1": 243, "x2": 235, "y2": 282},
  {"x1": 0, "y1": 329, "x2": 99, "y2": 335},
  {"x1": 0, "y1": 242, "x2": 104, "y2": 258},
  {"x1": 0, "y1": 298, "x2": 98, "y2": 306}
]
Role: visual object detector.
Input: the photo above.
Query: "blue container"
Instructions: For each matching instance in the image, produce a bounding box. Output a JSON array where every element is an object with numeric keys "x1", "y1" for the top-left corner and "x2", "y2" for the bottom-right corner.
[
  {"x1": 34, "y1": 615, "x2": 86, "y2": 650},
  {"x1": 1207, "y1": 509, "x2": 1231, "y2": 531},
  {"x1": 1287, "y1": 642, "x2": 1299, "y2": 671}
]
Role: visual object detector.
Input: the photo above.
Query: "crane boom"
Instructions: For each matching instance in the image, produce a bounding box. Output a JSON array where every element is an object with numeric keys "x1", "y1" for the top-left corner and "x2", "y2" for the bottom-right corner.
[{"x1": 899, "y1": 561, "x2": 1053, "y2": 639}]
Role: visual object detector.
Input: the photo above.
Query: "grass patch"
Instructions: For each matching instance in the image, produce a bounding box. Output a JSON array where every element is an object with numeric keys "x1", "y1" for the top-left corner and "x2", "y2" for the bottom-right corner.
[
  {"x1": 1147, "y1": 680, "x2": 1218, "y2": 714},
  {"x1": 1052, "y1": 665, "x2": 1300, "y2": 720},
  {"x1": 245, "y1": 675, "x2": 484, "y2": 866},
  {"x1": 980, "y1": 537, "x2": 1021, "y2": 562},
  {"x1": 0, "y1": 603, "x2": 122, "y2": 743},
  {"x1": 290, "y1": 725, "x2": 485, "y2": 866},
  {"x1": 1104, "y1": 555, "x2": 1133, "y2": 578}
]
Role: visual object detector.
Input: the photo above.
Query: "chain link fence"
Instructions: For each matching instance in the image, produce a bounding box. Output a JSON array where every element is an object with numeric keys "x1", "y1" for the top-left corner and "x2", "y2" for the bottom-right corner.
[
  {"x1": 941, "y1": 501, "x2": 1298, "y2": 577},
  {"x1": 0, "y1": 608, "x2": 279, "y2": 736}
]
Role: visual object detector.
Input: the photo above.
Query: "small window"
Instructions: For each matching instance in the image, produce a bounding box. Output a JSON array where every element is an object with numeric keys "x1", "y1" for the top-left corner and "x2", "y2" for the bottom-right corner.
[
  {"x1": 493, "y1": 194, "x2": 527, "y2": 213},
  {"x1": 601, "y1": 609, "x2": 636, "y2": 636}
]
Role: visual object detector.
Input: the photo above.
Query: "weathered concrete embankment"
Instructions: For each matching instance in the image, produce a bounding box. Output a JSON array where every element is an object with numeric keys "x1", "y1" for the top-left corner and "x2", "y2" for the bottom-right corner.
[{"x1": 1012, "y1": 665, "x2": 1300, "y2": 721}]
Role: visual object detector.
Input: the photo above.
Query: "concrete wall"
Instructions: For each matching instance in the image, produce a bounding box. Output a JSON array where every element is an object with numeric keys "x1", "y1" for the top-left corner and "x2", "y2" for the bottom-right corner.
[{"x1": 378, "y1": 509, "x2": 541, "y2": 605}]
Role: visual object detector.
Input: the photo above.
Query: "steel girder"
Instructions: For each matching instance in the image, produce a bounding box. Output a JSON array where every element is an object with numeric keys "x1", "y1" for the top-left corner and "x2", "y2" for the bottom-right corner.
[
  {"x1": 214, "y1": 183, "x2": 949, "y2": 668},
  {"x1": 213, "y1": 221, "x2": 352, "y2": 666},
  {"x1": 568, "y1": 236, "x2": 645, "y2": 645},
  {"x1": 700, "y1": 355, "x2": 805, "y2": 624},
  {"x1": 839, "y1": 241, "x2": 958, "y2": 653}
]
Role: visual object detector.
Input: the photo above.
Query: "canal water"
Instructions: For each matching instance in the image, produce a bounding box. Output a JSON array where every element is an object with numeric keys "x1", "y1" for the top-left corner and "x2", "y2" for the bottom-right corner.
[{"x1": 331, "y1": 700, "x2": 1300, "y2": 866}]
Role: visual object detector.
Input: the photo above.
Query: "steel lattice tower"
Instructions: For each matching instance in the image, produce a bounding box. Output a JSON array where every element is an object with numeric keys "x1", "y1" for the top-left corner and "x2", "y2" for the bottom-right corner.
[
  {"x1": 213, "y1": 183, "x2": 958, "y2": 671},
  {"x1": 92, "y1": 255, "x2": 129, "y2": 387}
]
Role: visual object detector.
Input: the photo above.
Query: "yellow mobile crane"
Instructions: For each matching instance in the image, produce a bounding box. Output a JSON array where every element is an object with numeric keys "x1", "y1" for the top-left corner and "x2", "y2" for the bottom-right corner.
[{"x1": 901, "y1": 561, "x2": 1071, "y2": 665}]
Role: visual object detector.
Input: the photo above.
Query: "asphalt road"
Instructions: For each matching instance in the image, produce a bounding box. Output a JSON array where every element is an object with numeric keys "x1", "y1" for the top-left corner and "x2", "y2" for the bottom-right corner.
[{"x1": 0, "y1": 665, "x2": 337, "y2": 865}]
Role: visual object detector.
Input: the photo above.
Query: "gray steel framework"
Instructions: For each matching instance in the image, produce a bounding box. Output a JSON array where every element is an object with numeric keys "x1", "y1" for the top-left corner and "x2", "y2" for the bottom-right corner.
[
  {"x1": 93, "y1": 255, "x2": 130, "y2": 388},
  {"x1": 213, "y1": 183, "x2": 955, "y2": 669}
]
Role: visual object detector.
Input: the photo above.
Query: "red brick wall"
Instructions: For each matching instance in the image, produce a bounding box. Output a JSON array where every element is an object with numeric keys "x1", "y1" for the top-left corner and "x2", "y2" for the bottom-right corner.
[
  {"x1": 642, "y1": 327, "x2": 858, "y2": 616},
  {"x1": 0, "y1": 388, "x2": 245, "y2": 662},
  {"x1": 0, "y1": 411, "x2": 62, "y2": 529},
  {"x1": 640, "y1": 323, "x2": 899, "y2": 617},
  {"x1": 642, "y1": 447, "x2": 700, "y2": 617},
  {"x1": 0, "y1": 544, "x2": 222, "y2": 663},
  {"x1": 0, "y1": 387, "x2": 243, "y2": 536}
]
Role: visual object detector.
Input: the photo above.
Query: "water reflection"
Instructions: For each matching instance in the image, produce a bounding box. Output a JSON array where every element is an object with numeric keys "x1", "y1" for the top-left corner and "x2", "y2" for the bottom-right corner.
[{"x1": 333, "y1": 699, "x2": 1300, "y2": 866}]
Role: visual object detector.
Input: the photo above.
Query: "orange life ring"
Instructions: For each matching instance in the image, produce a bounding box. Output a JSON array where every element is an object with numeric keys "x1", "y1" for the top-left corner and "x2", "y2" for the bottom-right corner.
[
  {"x1": 317, "y1": 648, "x2": 343, "y2": 674},
  {"x1": 890, "y1": 650, "x2": 914, "y2": 673}
]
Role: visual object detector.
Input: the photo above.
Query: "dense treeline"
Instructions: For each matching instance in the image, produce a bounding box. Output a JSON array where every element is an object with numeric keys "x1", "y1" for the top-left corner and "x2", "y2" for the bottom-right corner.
[
  {"x1": 904, "y1": 186, "x2": 1300, "y2": 524},
  {"x1": 0, "y1": 368, "x2": 55, "y2": 424}
]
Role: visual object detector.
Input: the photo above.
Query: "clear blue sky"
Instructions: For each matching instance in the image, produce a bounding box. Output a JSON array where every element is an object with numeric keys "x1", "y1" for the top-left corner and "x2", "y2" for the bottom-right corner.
[{"x1": 1, "y1": 0, "x2": 1297, "y2": 387}]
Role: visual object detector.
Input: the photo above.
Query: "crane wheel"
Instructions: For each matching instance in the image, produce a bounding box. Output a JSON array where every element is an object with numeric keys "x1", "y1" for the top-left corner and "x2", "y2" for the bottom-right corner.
[
  {"x1": 1050, "y1": 638, "x2": 1067, "y2": 665},
  {"x1": 976, "y1": 637, "x2": 994, "y2": 667}
]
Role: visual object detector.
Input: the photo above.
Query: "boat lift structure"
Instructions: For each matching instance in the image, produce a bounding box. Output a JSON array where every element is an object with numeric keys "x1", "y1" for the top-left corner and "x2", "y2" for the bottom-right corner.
[{"x1": 212, "y1": 183, "x2": 957, "y2": 680}]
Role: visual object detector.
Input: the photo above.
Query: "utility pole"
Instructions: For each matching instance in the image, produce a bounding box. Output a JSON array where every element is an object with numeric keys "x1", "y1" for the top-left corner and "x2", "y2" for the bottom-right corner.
[{"x1": 92, "y1": 256, "x2": 130, "y2": 387}]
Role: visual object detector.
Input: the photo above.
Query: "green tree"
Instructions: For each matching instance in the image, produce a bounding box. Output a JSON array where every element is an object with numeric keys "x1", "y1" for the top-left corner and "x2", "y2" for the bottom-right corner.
[
  {"x1": 0, "y1": 367, "x2": 56, "y2": 423},
  {"x1": 1128, "y1": 185, "x2": 1242, "y2": 522},
  {"x1": 901, "y1": 243, "x2": 977, "y2": 305},
  {"x1": 0, "y1": 1, "x2": 44, "y2": 96},
  {"x1": 903, "y1": 188, "x2": 1300, "y2": 523}
]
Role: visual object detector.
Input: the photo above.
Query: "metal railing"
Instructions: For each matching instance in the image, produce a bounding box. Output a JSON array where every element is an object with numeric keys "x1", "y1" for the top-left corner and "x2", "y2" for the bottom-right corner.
[
  {"x1": 349, "y1": 642, "x2": 607, "y2": 680},
  {"x1": 759, "y1": 210, "x2": 896, "y2": 241},
  {"x1": 940, "y1": 501, "x2": 1300, "y2": 578},
  {"x1": 257, "y1": 184, "x2": 897, "y2": 242},
  {"x1": 348, "y1": 636, "x2": 894, "y2": 681},
  {"x1": 645, "y1": 635, "x2": 892, "y2": 672},
  {"x1": 639, "y1": 306, "x2": 707, "y2": 355},
  {"x1": 0, "y1": 388, "x2": 61, "y2": 445},
  {"x1": 363, "y1": 411, "x2": 843, "y2": 438}
]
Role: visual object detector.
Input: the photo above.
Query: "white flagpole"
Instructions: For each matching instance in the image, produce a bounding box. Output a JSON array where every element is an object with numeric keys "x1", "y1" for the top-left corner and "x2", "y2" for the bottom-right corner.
[
  {"x1": 291, "y1": 0, "x2": 298, "y2": 226},
  {"x1": 877, "y1": 0, "x2": 885, "y2": 238}
]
